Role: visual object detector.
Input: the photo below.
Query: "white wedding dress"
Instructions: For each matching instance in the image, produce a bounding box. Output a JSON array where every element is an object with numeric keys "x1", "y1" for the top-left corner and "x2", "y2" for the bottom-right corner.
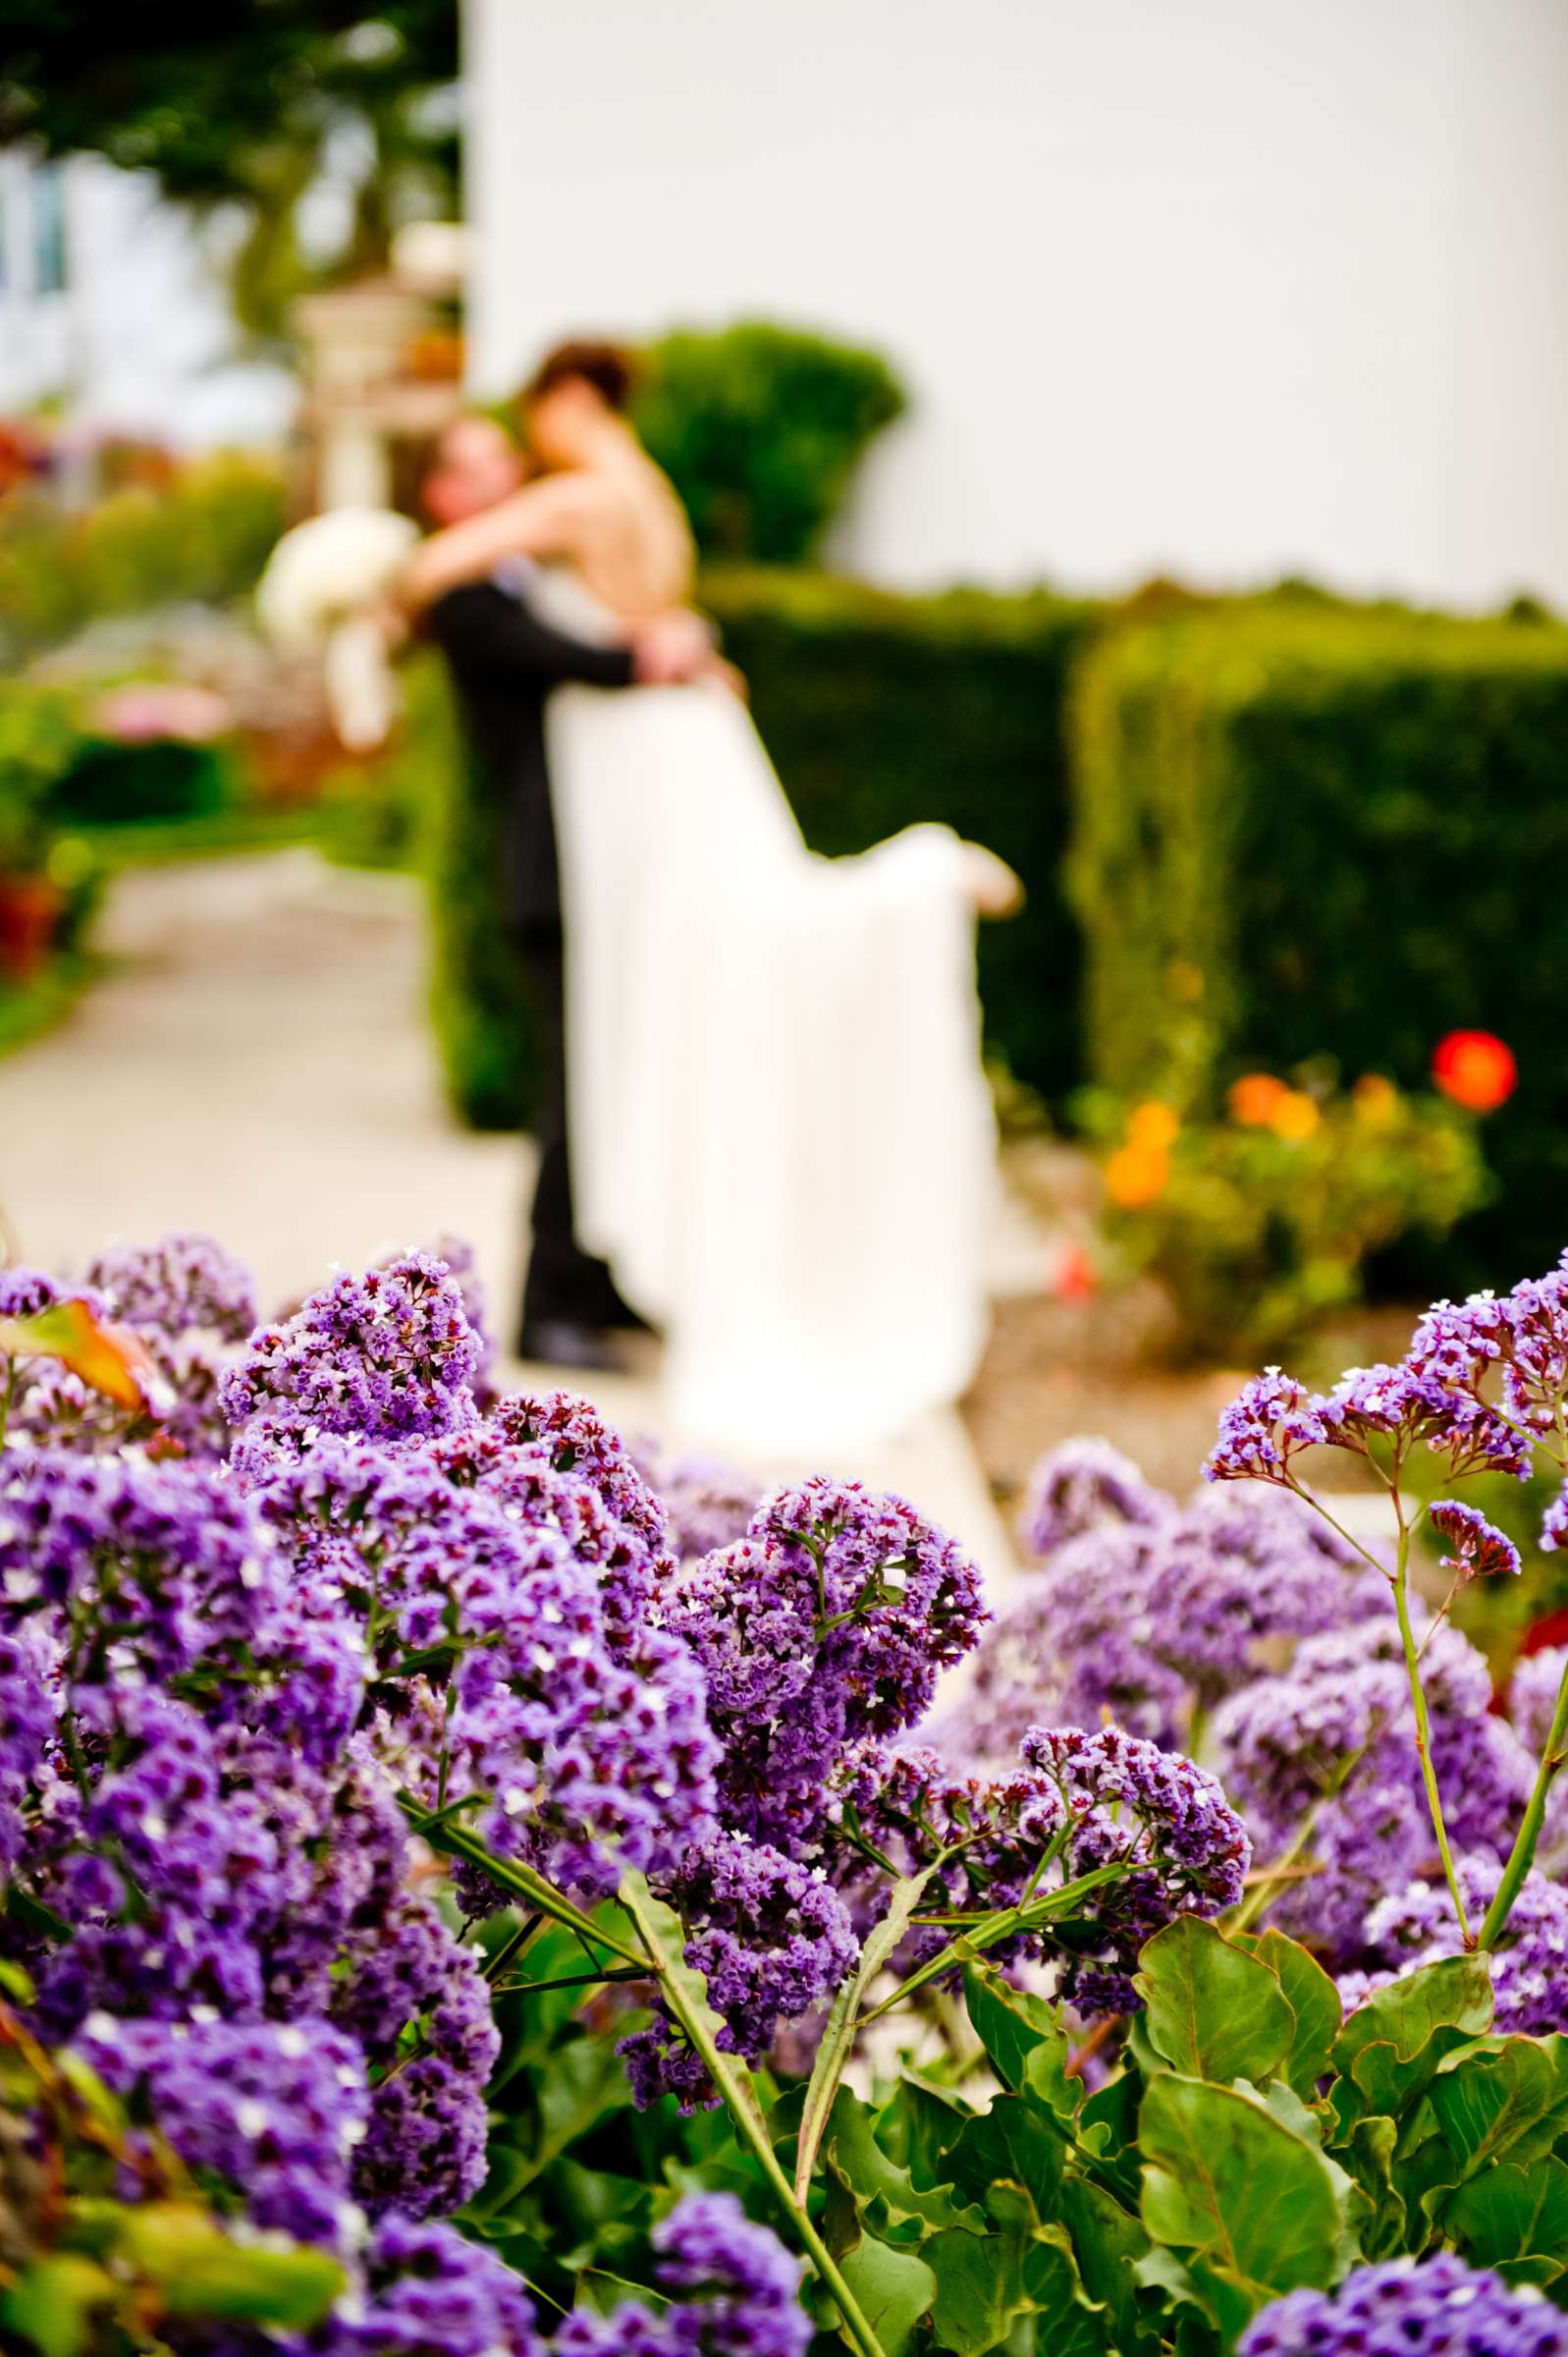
[{"x1": 534, "y1": 570, "x2": 997, "y2": 1456}]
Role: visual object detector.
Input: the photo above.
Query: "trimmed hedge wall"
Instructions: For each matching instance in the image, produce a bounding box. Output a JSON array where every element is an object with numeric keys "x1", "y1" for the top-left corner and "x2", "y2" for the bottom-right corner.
[
  {"x1": 1067, "y1": 605, "x2": 1568, "y2": 1280},
  {"x1": 429, "y1": 573, "x2": 1099, "y2": 1130}
]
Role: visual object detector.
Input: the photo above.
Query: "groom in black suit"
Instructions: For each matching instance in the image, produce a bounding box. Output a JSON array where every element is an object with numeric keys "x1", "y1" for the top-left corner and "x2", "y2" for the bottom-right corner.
[{"x1": 418, "y1": 419, "x2": 711, "y2": 1368}]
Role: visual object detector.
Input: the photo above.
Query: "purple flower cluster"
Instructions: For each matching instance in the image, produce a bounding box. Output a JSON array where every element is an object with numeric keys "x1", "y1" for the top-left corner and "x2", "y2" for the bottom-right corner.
[
  {"x1": 552, "y1": 2195, "x2": 808, "y2": 2357},
  {"x1": 621, "y1": 1831, "x2": 857, "y2": 2110},
  {"x1": 1342, "y1": 1855, "x2": 1568, "y2": 2034},
  {"x1": 73, "y1": 2013, "x2": 368, "y2": 2248},
  {"x1": 1018, "y1": 1434, "x2": 1172, "y2": 1558},
  {"x1": 632, "y1": 1441, "x2": 763, "y2": 1562},
  {"x1": 668, "y1": 1476, "x2": 990, "y2": 1849},
  {"x1": 1208, "y1": 1251, "x2": 1568, "y2": 1518},
  {"x1": 85, "y1": 1231, "x2": 257, "y2": 1342},
  {"x1": 222, "y1": 1251, "x2": 481, "y2": 1457},
  {"x1": 1213, "y1": 1619, "x2": 1531, "y2": 1959},
  {"x1": 838, "y1": 1724, "x2": 1249, "y2": 2018},
  {"x1": 1241, "y1": 2254, "x2": 1568, "y2": 2357},
  {"x1": 1428, "y1": 1498, "x2": 1523, "y2": 1582},
  {"x1": 964, "y1": 1475, "x2": 1388, "y2": 1762}
]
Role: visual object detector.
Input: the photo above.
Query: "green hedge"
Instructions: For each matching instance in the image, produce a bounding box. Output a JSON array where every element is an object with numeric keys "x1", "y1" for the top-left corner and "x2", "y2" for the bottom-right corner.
[
  {"x1": 0, "y1": 455, "x2": 289, "y2": 661},
  {"x1": 1067, "y1": 604, "x2": 1568, "y2": 1280},
  {"x1": 426, "y1": 573, "x2": 1099, "y2": 1129}
]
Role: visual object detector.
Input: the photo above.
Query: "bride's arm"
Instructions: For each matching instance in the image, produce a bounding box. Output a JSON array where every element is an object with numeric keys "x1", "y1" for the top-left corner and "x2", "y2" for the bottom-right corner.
[{"x1": 399, "y1": 475, "x2": 589, "y2": 611}]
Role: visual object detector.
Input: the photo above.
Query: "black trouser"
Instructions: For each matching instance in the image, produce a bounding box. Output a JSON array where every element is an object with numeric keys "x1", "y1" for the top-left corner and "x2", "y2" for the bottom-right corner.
[{"x1": 516, "y1": 926, "x2": 632, "y2": 1337}]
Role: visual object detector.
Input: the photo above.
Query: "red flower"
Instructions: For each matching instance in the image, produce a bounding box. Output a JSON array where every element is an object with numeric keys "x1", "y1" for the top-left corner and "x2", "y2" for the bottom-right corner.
[{"x1": 1433, "y1": 1029, "x2": 1517, "y2": 1115}]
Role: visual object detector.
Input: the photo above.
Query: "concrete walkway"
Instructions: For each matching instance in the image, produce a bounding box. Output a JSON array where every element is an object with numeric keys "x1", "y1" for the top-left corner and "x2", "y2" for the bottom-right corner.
[{"x1": 0, "y1": 852, "x2": 1016, "y2": 1582}]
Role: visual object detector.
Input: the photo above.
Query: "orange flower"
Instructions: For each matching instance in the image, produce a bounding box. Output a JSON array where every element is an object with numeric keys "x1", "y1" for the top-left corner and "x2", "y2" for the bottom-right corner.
[
  {"x1": 1127, "y1": 1101, "x2": 1180, "y2": 1152},
  {"x1": 1228, "y1": 1073, "x2": 1289, "y2": 1127},
  {"x1": 1106, "y1": 1143, "x2": 1169, "y2": 1208},
  {"x1": 1051, "y1": 1241, "x2": 1099, "y2": 1301},
  {"x1": 1433, "y1": 1030, "x2": 1517, "y2": 1115},
  {"x1": 1352, "y1": 1072, "x2": 1400, "y2": 1125},
  {"x1": 1270, "y1": 1089, "x2": 1321, "y2": 1142}
]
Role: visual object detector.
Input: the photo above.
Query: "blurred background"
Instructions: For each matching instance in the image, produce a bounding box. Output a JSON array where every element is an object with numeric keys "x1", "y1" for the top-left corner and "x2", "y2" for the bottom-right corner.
[{"x1": 0, "y1": 0, "x2": 1565, "y2": 1609}]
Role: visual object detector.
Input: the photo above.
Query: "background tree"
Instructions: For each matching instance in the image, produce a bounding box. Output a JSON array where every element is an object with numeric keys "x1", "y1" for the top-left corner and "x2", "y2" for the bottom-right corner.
[{"x1": 0, "y1": 2, "x2": 460, "y2": 337}]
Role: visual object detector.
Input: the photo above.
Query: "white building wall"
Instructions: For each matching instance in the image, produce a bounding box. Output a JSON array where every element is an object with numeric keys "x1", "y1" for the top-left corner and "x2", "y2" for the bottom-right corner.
[
  {"x1": 469, "y1": 0, "x2": 1568, "y2": 609},
  {"x1": 0, "y1": 153, "x2": 294, "y2": 448}
]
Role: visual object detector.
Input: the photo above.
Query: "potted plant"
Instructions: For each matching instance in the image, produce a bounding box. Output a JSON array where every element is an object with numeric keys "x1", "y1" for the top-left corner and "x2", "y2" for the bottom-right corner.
[{"x1": 0, "y1": 683, "x2": 81, "y2": 983}]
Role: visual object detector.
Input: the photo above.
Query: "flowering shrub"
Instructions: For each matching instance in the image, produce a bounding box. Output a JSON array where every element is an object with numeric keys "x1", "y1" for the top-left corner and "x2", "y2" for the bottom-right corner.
[
  {"x1": 1077, "y1": 1074, "x2": 1487, "y2": 1357},
  {"x1": 10, "y1": 1232, "x2": 1568, "y2": 2351}
]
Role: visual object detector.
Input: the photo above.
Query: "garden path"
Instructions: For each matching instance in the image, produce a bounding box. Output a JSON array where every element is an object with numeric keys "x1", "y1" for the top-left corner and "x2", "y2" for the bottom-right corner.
[{"x1": 0, "y1": 851, "x2": 1018, "y2": 1584}]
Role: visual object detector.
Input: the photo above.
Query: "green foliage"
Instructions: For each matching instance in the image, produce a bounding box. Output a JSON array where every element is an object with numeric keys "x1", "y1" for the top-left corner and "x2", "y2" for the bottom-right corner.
[
  {"x1": 0, "y1": 456, "x2": 289, "y2": 661},
  {"x1": 634, "y1": 323, "x2": 907, "y2": 565},
  {"x1": 1067, "y1": 604, "x2": 1568, "y2": 1282},
  {"x1": 0, "y1": 681, "x2": 81, "y2": 870},
  {"x1": 0, "y1": 3, "x2": 460, "y2": 338},
  {"x1": 1076, "y1": 1074, "x2": 1487, "y2": 1360}
]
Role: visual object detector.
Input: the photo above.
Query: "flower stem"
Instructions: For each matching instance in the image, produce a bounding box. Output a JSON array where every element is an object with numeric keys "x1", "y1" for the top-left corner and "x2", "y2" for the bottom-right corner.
[
  {"x1": 1390, "y1": 1523, "x2": 1473, "y2": 1947},
  {"x1": 617, "y1": 1874, "x2": 890, "y2": 2357},
  {"x1": 1479, "y1": 1650, "x2": 1568, "y2": 1951}
]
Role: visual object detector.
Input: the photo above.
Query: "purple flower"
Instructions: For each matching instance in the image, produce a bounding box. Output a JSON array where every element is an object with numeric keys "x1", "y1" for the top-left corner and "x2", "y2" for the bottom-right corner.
[
  {"x1": 72, "y1": 2012, "x2": 368, "y2": 2248},
  {"x1": 553, "y1": 2194, "x2": 808, "y2": 2357},
  {"x1": 1345, "y1": 1856, "x2": 1568, "y2": 2035},
  {"x1": 621, "y1": 1832, "x2": 858, "y2": 2110},
  {"x1": 315, "y1": 2211, "x2": 545, "y2": 2357},
  {"x1": 1018, "y1": 1436, "x2": 1172, "y2": 1560},
  {"x1": 634, "y1": 1443, "x2": 763, "y2": 1563},
  {"x1": 1204, "y1": 1368, "x2": 1326, "y2": 1486},
  {"x1": 1428, "y1": 1499, "x2": 1523, "y2": 1581},
  {"x1": 1240, "y1": 2254, "x2": 1568, "y2": 2357},
  {"x1": 838, "y1": 1726, "x2": 1249, "y2": 2018},
  {"x1": 331, "y1": 1893, "x2": 499, "y2": 2220},
  {"x1": 669, "y1": 1478, "x2": 988, "y2": 1849},
  {"x1": 222, "y1": 1252, "x2": 481, "y2": 1453},
  {"x1": 84, "y1": 1232, "x2": 256, "y2": 1342}
]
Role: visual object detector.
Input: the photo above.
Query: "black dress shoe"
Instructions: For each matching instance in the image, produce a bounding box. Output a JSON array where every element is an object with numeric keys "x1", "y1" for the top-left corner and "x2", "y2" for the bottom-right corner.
[{"x1": 515, "y1": 1319, "x2": 626, "y2": 1372}]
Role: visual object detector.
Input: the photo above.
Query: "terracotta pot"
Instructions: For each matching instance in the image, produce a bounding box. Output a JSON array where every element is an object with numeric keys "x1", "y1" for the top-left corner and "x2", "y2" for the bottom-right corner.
[{"x1": 0, "y1": 874, "x2": 65, "y2": 984}]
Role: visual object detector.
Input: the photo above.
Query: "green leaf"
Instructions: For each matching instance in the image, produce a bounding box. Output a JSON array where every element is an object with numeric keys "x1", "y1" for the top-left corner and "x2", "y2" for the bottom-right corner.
[
  {"x1": 118, "y1": 2206, "x2": 344, "y2": 2329},
  {"x1": 0, "y1": 2256, "x2": 113, "y2": 2357},
  {"x1": 927, "y1": 2182, "x2": 1108, "y2": 2357},
  {"x1": 825, "y1": 2188, "x2": 936, "y2": 2357},
  {"x1": 825, "y1": 2088, "x2": 985, "y2": 2234},
  {"x1": 1444, "y1": 2155, "x2": 1568, "y2": 2280},
  {"x1": 1236, "y1": 1930, "x2": 1342, "y2": 2096},
  {"x1": 1059, "y1": 2172, "x2": 1157, "y2": 2355},
  {"x1": 1139, "y1": 2075, "x2": 1345, "y2": 2319},
  {"x1": 794, "y1": 1869, "x2": 933, "y2": 2200},
  {"x1": 963, "y1": 1964, "x2": 1078, "y2": 2119},
  {"x1": 1330, "y1": 1955, "x2": 1494, "y2": 2128},
  {"x1": 1137, "y1": 1917, "x2": 1295, "y2": 2086},
  {"x1": 941, "y1": 2092, "x2": 1067, "y2": 2217},
  {"x1": 1338, "y1": 2112, "x2": 1405, "y2": 2260},
  {"x1": 1430, "y1": 2037, "x2": 1568, "y2": 2177},
  {"x1": 878, "y1": 2070, "x2": 976, "y2": 2190}
]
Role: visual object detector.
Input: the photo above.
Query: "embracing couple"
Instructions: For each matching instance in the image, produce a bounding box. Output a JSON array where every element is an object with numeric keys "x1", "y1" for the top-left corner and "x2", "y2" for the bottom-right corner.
[{"x1": 403, "y1": 341, "x2": 1017, "y2": 1456}]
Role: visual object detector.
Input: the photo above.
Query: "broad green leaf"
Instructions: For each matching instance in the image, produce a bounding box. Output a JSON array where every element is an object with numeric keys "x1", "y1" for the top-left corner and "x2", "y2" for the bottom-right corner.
[
  {"x1": 1444, "y1": 2155, "x2": 1568, "y2": 2279},
  {"x1": 833, "y1": 2214, "x2": 936, "y2": 2357},
  {"x1": 1060, "y1": 2172, "x2": 1156, "y2": 2355},
  {"x1": 1338, "y1": 2113, "x2": 1404, "y2": 2259},
  {"x1": 0, "y1": 2256, "x2": 113, "y2": 2357},
  {"x1": 941, "y1": 2092, "x2": 1066, "y2": 2217},
  {"x1": 1137, "y1": 1917, "x2": 1294, "y2": 2086},
  {"x1": 963, "y1": 1963, "x2": 1077, "y2": 2118},
  {"x1": 1237, "y1": 1931, "x2": 1342, "y2": 2096},
  {"x1": 879, "y1": 2070, "x2": 976, "y2": 2191},
  {"x1": 118, "y1": 2206, "x2": 344, "y2": 2328},
  {"x1": 1331, "y1": 1955, "x2": 1494, "y2": 2128},
  {"x1": 825, "y1": 2088, "x2": 984, "y2": 2234},
  {"x1": 1431, "y1": 2038, "x2": 1568, "y2": 2177},
  {"x1": 927, "y1": 2181, "x2": 1107, "y2": 2357},
  {"x1": 1140, "y1": 2075, "x2": 1344, "y2": 2317},
  {"x1": 1080, "y1": 2068, "x2": 1146, "y2": 2207}
]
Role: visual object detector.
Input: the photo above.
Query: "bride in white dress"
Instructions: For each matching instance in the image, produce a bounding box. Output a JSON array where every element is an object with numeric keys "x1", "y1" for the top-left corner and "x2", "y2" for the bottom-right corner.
[{"x1": 402, "y1": 344, "x2": 1013, "y2": 1454}]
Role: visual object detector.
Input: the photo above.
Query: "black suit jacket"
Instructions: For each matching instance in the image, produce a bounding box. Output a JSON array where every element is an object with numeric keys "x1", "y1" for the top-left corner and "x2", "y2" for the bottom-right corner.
[{"x1": 425, "y1": 579, "x2": 636, "y2": 936}]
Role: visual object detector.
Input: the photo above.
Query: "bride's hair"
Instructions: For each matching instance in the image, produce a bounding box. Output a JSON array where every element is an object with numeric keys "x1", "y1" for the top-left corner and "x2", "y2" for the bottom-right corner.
[{"x1": 522, "y1": 338, "x2": 638, "y2": 414}]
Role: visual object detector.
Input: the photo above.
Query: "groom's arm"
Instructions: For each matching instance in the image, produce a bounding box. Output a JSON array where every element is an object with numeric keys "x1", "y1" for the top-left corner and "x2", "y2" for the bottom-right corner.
[{"x1": 424, "y1": 582, "x2": 638, "y2": 690}]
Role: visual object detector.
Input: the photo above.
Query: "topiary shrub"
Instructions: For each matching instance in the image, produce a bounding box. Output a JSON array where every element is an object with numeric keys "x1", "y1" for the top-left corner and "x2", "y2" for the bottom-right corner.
[
  {"x1": 1067, "y1": 603, "x2": 1568, "y2": 1282},
  {"x1": 633, "y1": 321, "x2": 906, "y2": 564}
]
